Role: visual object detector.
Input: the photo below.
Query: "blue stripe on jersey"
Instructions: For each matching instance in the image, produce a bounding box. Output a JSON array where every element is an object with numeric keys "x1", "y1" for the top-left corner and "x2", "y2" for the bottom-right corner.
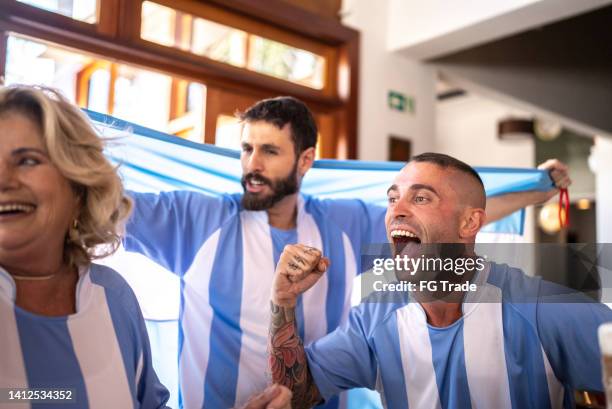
[
  {"x1": 308, "y1": 207, "x2": 346, "y2": 334},
  {"x1": 270, "y1": 227, "x2": 305, "y2": 340},
  {"x1": 204, "y1": 217, "x2": 244, "y2": 408},
  {"x1": 178, "y1": 276, "x2": 186, "y2": 409},
  {"x1": 375, "y1": 309, "x2": 410, "y2": 409},
  {"x1": 89, "y1": 266, "x2": 139, "y2": 408},
  {"x1": 500, "y1": 303, "x2": 552, "y2": 409},
  {"x1": 308, "y1": 203, "x2": 346, "y2": 409},
  {"x1": 428, "y1": 323, "x2": 472, "y2": 409},
  {"x1": 14, "y1": 313, "x2": 89, "y2": 409},
  {"x1": 486, "y1": 266, "x2": 554, "y2": 409}
]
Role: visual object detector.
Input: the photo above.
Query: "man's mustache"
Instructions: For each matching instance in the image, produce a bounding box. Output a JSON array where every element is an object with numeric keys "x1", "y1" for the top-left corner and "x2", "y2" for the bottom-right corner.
[{"x1": 242, "y1": 173, "x2": 273, "y2": 187}]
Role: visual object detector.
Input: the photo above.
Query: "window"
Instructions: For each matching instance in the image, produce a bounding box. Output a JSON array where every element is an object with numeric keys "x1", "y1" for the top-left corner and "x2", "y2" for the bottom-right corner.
[
  {"x1": 17, "y1": 0, "x2": 98, "y2": 23},
  {"x1": 248, "y1": 36, "x2": 325, "y2": 89},
  {"x1": 0, "y1": 0, "x2": 358, "y2": 158},
  {"x1": 141, "y1": 2, "x2": 247, "y2": 67},
  {"x1": 5, "y1": 34, "x2": 205, "y2": 142},
  {"x1": 140, "y1": 1, "x2": 326, "y2": 90}
]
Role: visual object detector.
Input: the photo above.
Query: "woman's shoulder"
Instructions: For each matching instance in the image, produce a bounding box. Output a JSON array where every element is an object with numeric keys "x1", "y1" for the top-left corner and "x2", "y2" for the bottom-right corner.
[{"x1": 87, "y1": 263, "x2": 140, "y2": 311}]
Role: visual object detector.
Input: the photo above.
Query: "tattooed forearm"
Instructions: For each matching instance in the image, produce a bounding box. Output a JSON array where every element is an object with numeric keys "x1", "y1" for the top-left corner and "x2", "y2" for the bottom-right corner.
[{"x1": 269, "y1": 301, "x2": 322, "y2": 409}]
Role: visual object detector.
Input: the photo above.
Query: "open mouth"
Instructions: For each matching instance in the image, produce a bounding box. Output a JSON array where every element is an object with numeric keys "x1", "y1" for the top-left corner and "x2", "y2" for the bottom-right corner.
[
  {"x1": 390, "y1": 229, "x2": 421, "y2": 251},
  {"x1": 0, "y1": 203, "x2": 36, "y2": 217},
  {"x1": 245, "y1": 176, "x2": 270, "y2": 193}
]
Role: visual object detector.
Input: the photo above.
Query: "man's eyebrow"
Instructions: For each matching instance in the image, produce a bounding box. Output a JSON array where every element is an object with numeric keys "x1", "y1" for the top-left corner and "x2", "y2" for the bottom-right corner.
[
  {"x1": 409, "y1": 183, "x2": 439, "y2": 196},
  {"x1": 262, "y1": 144, "x2": 280, "y2": 150},
  {"x1": 12, "y1": 147, "x2": 47, "y2": 156},
  {"x1": 386, "y1": 184, "x2": 398, "y2": 195}
]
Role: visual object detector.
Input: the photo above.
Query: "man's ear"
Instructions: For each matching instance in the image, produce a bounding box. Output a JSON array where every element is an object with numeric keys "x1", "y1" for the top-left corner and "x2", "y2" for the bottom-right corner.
[
  {"x1": 298, "y1": 147, "x2": 315, "y2": 177},
  {"x1": 459, "y1": 207, "x2": 486, "y2": 239}
]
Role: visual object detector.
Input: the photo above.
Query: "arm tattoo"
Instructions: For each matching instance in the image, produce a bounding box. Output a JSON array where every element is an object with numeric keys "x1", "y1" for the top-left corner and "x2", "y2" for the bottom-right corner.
[{"x1": 269, "y1": 301, "x2": 322, "y2": 409}]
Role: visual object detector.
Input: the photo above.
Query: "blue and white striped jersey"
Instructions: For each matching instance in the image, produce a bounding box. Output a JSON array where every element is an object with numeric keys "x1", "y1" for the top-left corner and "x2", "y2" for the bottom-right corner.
[
  {"x1": 306, "y1": 262, "x2": 611, "y2": 409},
  {"x1": 124, "y1": 190, "x2": 387, "y2": 408},
  {"x1": 0, "y1": 264, "x2": 169, "y2": 409}
]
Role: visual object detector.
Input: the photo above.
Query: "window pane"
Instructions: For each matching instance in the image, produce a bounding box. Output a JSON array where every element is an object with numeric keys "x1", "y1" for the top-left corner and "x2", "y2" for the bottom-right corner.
[
  {"x1": 191, "y1": 17, "x2": 246, "y2": 67},
  {"x1": 248, "y1": 36, "x2": 325, "y2": 90},
  {"x1": 139, "y1": 2, "x2": 326, "y2": 89},
  {"x1": 113, "y1": 66, "x2": 173, "y2": 131},
  {"x1": 5, "y1": 35, "x2": 95, "y2": 103},
  {"x1": 17, "y1": 0, "x2": 98, "y2": 23},
  {"x1": 141, "y1": 1, "x2": 176, "y2": 47},
  {"x1": 215, "y1": 114, "x2": 241, "y2": 150},
  {"x1": 87, "y1": 68, "x2": 111, "y2": 112},
  {"x1": 5, "y1": 34, "x2": 205, "y2": 141},
  {"x1": 141, "y1": 1, "x2": 247, "y2": 68}
]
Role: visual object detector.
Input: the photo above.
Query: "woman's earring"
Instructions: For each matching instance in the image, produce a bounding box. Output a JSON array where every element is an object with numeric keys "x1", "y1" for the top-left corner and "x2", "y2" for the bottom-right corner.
[{"x1": 68, "y1": 219, "x2": 79, "y2": 243}]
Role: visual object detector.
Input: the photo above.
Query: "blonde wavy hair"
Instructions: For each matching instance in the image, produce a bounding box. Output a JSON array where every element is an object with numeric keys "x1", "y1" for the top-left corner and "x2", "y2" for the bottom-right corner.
[{"x1": 0, "y1": 85, "x2": 132, "y2": 268}]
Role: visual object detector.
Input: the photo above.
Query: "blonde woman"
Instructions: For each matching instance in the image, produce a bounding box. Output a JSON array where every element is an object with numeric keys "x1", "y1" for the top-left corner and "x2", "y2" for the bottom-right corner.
[
  {"x1": 0, "y1": 84, "x2": 292, "y2": 409},
  {"x1": 0, "y1": 85, "x2": 170, "y2": 408}
]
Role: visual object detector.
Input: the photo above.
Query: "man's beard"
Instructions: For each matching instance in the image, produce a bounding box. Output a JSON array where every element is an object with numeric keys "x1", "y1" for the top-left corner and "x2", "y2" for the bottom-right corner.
[{"x1": 241, "y1": 163, "x2": 299, "y2": 210}]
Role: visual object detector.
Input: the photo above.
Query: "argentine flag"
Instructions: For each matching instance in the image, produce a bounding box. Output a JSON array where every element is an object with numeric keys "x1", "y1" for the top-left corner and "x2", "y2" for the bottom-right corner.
[{"x1": 87, "y1": 111, "x2": 553, "y2": 409}]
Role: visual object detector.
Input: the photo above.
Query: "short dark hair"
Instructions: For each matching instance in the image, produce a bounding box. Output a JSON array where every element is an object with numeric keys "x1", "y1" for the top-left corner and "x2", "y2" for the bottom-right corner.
[
  {"x1": 410, "y1": 152, "x2": 484, "y2": 189},
  {"x1": 238, "y1": 96, "x2": 318, "y2": 155}
]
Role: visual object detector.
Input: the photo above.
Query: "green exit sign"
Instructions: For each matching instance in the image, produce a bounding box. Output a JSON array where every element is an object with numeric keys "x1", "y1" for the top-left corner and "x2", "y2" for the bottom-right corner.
[{"x1": 388, "y1": 91, "x2": 415, "y2": 113}]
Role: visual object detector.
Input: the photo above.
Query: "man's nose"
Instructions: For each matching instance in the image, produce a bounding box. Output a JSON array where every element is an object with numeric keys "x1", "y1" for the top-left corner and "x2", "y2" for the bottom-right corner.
[
  {"x1": 391, "y1": 195, "x2": 413, "y2": 217},
  {"x1": 246, "y1": 150, "x2": 264, "y2": 173}
]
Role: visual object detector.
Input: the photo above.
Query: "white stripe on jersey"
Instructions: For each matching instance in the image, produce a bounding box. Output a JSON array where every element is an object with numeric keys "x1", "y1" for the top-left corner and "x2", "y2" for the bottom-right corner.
[
  {"x1": 235, "y1": 210, "x2": 275, "y2": 406},
  {"x1": 0, "y1": 273, "x2": 29, "y2": 409},
  {"x1": 463, "y1": 283, "x2": 512, "y2": 409},
  {"x1": 135, "y1": 352, "x2": 144, "y2": 391},
  {"x1": 542, "y1": 347, "x2": 564, "y2": 408},
  {"x1": 180, "y1": 229, "x2": 220, "y2": 409},
  {"x1": 341, "y1": 233, "x2": 356, "y2": 324},
  {"x1": 396, "y1": 303, "x2": 443, "y2": 409},
  {"x1": 297, "y1": 207, "x2": 327, "y2": 345},
  {"x1": 67, "y1": 273, "x2": 133, "y2": 408}
]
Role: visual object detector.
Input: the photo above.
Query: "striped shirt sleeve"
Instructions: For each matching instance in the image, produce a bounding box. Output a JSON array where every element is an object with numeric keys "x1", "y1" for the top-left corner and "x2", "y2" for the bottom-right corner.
[
  {"x1": 124, "y1": 190, "x2": 237, "y2": 275},
  {"x1": 305, "y1": 303, "x2": 380, "y2": 401}
]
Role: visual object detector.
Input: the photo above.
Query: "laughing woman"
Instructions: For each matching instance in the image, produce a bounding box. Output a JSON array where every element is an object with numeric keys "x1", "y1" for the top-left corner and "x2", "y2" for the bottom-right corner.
[{"x1": 0, "y1": 85, "x2": 170, "y2": 408}]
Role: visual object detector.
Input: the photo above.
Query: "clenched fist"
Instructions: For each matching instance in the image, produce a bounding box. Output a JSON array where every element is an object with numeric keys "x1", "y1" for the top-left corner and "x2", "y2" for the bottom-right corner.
[
  {"x1": 537, "y1": 159, "x2": 572, "y2": 203},
  {"x1": 272, "y1": 244, "x2": 330, "y2": 308}
]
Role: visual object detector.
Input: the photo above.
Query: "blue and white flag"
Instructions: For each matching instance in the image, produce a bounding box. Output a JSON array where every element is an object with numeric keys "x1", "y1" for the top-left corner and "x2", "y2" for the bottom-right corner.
[
  {"x1": 88, "y1": 110, "x2": 551, "y2": 237},
  {"x1": 87, "y1": 110, "x2": 553, "y2": 409}
]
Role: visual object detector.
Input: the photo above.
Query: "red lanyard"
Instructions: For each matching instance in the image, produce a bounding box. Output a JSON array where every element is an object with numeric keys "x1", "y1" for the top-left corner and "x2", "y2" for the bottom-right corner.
[{"x1": 558, "y1": 188, "x2": 570, "y2": 228}]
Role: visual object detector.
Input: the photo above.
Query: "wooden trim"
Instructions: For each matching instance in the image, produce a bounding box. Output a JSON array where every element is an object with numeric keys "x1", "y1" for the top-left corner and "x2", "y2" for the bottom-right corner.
[
  {"x1": 0, "y1": 31, "x2": 7, "y2": 82},
  {"x1": 336, "y1": 33, "x2": 360, "y2": 159},
  {"x1": 204, "y1": 0, "x2": 357, "y2": 44},
  {"x1": 0, "y1": 18, "x2": 343, "y2": 107},
  {"x1": 0, "y1": 0, "x2": 360, "y2": 159},
  {"x1": 76, "y1": 60, "x2": 112, "y2": 108},
  {"x1": 0, "y1": 1, "x2": 99, "y2": 35},
  {"x1": 117, "y1": 0, "x2": 142, "y2": 42},
  {"x1": 169, "y1": 79, "x2": 188, "y2": 119},
  {"x1": 146, "y1": 0, "x2": 337, "y2": 96},
  {"x1": 98, "y1": 0, "x2": 120, "y2": 36}
]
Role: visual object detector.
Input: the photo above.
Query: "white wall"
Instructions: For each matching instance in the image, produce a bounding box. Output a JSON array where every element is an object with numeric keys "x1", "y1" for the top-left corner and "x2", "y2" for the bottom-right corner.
[
  {"x1": 387, "y1": 0, "x2": 612, "y2": 59},
  {"x1": 342, "y1": 0, "x2": 436, "y2": 161},
  {"x1": 436, "y1": 93, "x2": 537, "y2": 242},
  {"x1": 589, "y1": 137, "x2": 612, "y2": 303},
  {"x1": 436, "y1": 94, "x2": 534, "y2": 167},
  {"x1": 590, "y1": 137, "x2": 612, "y2": 243}
]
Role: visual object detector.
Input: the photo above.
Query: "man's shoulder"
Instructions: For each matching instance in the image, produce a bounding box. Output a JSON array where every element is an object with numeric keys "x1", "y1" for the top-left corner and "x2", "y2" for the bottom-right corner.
[
  {"x1": 486, "y1": 262, "x2": 542, "y2": 301},
  {"x1": 88, "y1": 263, "x2": 142, "y2": 315}
]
